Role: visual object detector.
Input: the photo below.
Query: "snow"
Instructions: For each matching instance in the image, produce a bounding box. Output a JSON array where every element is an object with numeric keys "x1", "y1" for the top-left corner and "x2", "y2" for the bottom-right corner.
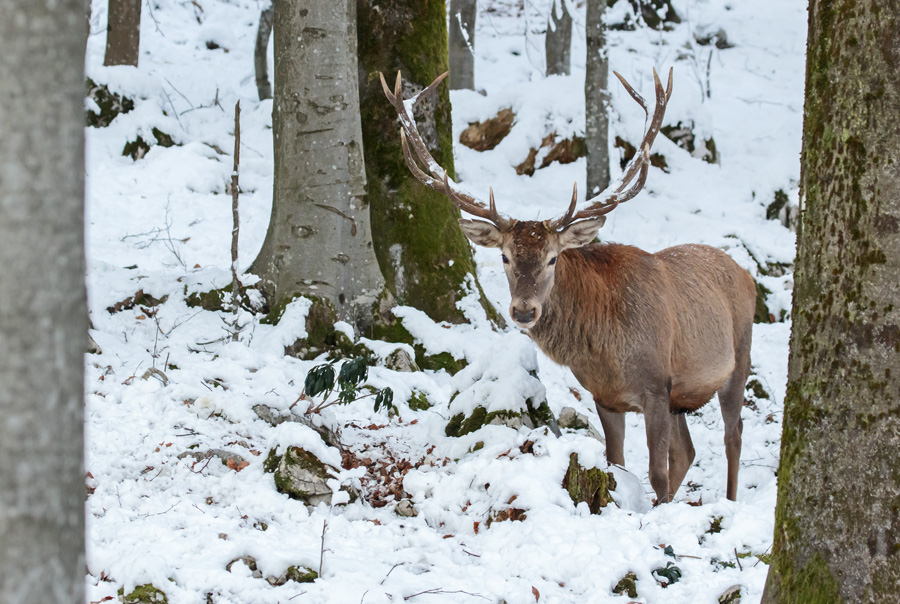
[{"x1": 84, "y1": 0, "x2": 803, "y2": 602}]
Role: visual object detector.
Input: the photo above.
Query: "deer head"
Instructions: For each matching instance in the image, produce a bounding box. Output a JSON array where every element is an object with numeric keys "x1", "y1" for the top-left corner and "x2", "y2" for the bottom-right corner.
[{"x1": 380, "y1": 68, "x2": 673, "y2": 328}]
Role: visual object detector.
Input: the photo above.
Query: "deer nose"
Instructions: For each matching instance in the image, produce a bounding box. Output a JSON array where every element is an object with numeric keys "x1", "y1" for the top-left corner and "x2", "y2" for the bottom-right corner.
[{"x1": 511, "y1": 305, "x2": 537, "y2": 326}]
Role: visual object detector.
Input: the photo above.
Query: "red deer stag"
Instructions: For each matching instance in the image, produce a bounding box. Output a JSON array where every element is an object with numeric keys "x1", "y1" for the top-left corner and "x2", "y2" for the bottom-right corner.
[{"x1": 380, "y1": 69, "x2": 756, "y2": 503}]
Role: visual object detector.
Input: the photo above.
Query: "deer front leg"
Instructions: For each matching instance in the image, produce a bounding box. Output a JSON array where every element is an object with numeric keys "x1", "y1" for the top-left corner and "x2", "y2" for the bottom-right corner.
[
  {"x1": 595, "y1": 404, "x2": 625, "y2": 466},
  {"x1": 643, "y1": 394, "x2": 673, "y2": 504}
]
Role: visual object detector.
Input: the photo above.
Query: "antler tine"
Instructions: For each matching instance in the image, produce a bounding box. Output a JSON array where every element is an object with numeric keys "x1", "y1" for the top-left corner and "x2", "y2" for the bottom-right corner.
[
  {"x1": 553, "y1": 67, "x2": 673, "y2": 230},
  {"x1": 381, "y1": 70, "x2": 509, "y2": 228}
]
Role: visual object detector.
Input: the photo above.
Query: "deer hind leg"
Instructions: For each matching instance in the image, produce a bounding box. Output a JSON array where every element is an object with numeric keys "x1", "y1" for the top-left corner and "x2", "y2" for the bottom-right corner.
[
  {"x1": 643, "y1": 393, "x2": 673, "y2": 504},
  {"x1": 667, "y1": 412, "x2": 695, "y2": 500},
  {"x1": 595, "y1": 404, "x2": 625, "y2": 466},
  {"x1": 717, "y1": 337, "x2": 751, "y2": 501}
]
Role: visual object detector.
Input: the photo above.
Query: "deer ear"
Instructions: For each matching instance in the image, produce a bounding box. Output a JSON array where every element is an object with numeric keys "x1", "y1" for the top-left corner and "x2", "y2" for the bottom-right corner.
[
  {"x1": 459, "y1": 219, "x2": 503, "y2": 248},
  {"x1": 558, "y1": 217, "x2": 605, "y2": 249}
]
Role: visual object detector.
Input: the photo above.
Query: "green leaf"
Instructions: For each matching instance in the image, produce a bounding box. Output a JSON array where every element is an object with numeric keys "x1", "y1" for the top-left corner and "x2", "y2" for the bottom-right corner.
[
  {"x1": 338, "y1": 357, "x2": 369, "y2": 386},
  {"x1": 304, "y1": 364, "x2": 335, "y2": 397},
  {"x1": 374, "y1": 387, "x2": 393, "y2": 412}
]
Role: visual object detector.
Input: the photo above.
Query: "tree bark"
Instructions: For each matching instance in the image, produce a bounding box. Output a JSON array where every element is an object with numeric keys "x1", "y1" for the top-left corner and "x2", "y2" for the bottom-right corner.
[
  {"x1": 762, "y1": 1, "x2": 900, "y2": 602},
  {"x1": 448, "y1": 0, "x2": 476, "y2": 90},
  {"x1": 545, "y1": 0, "x2": 572, "y2": 76},
  {"x1": 357, "y1": 0, "x2": 501, "y2": 326},
  {"x1": 255, "y1": 4, "x2": 274, "y2": 101},
  {"x1": 104, "y1": 0, "x2": 141, "y2": 66},
  {"x1": 252, "y1": 0, "x2": 385, "y2": 330},
  {"x1": 0, "y1": 1, "x2": 86, "y2": 602},
  {"x1": 585, "y1": 0, "x2": 610, "y2": 196}
]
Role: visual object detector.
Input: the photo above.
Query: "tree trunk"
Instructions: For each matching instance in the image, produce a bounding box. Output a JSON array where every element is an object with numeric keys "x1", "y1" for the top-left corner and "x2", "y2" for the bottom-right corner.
[
  {"x1": 762, "y1": 2, "x2": 900, "y2": 602},
  {"x1": 545, "y1": 0, "x2": 572, "y2": 76},
  {"x1": 0, "y1": 1, "x2": 86, "y2": 602},
  {"x1": 448, "y1": 0, "x2": 476, "y2": 90},
  {"x1": 357, "y1": 0, "x2": 501, "y2": 326},
  {"x1": 255, "y1": 4, "x2": 274, "y2": 101},
  {"x1": 104, "y1": 0, "x2": 141, "y2": 66},
  {"x1": 252, "y1": 0, "x2": 385, "y2": 330},
  {"x1": 585, "y1": 0, "x2": 610, "y2": 196}
]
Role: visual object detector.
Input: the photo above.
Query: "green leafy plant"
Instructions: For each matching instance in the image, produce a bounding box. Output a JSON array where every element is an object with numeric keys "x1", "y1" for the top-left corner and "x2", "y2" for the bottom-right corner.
[
  {"x1": 303, "y1": 357, "x2": 393, "y2": 414},
  {"x1": 652, "y1": 561, "x2": 682, "y2": 586}
]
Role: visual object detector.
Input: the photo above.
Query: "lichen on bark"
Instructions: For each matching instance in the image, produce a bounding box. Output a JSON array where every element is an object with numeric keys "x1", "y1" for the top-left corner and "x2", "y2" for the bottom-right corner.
[{"x1": 762, "y1": 2, "x2": 900, "y2": 602}]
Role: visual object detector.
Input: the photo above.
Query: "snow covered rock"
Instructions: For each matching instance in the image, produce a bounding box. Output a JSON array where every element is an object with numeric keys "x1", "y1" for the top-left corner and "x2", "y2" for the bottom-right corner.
[
  {"x1": 264, "y1": 446, "x2": 353, "y2": 506},
  {"x1": 444, "y1": 332, "x2": 559, "y2": 437}
]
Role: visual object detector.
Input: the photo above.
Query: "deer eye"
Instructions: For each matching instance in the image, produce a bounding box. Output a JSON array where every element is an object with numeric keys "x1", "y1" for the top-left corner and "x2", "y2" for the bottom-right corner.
[
  {"x1": 501, "y1": 255, "x2": 510, "y2": 264},
  {"x1": 548, "y1": 257, "x2": 557, "y2": 266}
]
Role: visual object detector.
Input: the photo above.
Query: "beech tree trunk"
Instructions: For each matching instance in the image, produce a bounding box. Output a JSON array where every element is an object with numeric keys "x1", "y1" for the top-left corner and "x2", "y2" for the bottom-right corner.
[
  {"x1": 762, "y1": 2, "x2": 900, "y2": 602},
  {"x1": 0, "y1": 1, "x2": 86, "y2": 602},
  {"x1": 545, "y1": 0, "x2": 572, "y2": 76},
  {"x1": 104, "y1": 0, "x2": 141, "y2": 66},
  {"x1": 254, "y1": 4, "x2": 274, "y2": 101},
  {"x1": 585, "y1": 0, "x2": 610, "y2": 196},
  {"x1": 448, "y1": 0, "x2": 475, "y2": 90},
  {"x1": 357, "y1": 0, "x2": 500, "y2": 326},
  {"x1": 252, "y1": 0, "x2": 384, "y2": 329}
]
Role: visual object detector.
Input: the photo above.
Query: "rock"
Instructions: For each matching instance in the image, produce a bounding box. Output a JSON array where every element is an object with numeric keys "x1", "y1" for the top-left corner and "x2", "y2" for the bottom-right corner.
[
  {"x1": 718, "y1": 585, "x2": 743, "y2": 604},
  {"x1": 118, "y1": 584, "x2": 168, "y2": 604},
  {"x1": 660, "y1": 121, "x2": 718, "y2": 164},
  {"x1": 267, "y1": 566, "x2": 318, "y2": 586},
  {"x1": 459, "y1": 108, "x2": 515, "y2": 151},
  {"x1": 615, "y1": 135, "x2": 669, "y2": 172},
  {"x1": 271, "y1": 446, "x2": 335, "y2": 506},
  {"x1": 562, "y1": 452, "x2": 616, "y2": 514},
  {"x1": 395, "y1": 499, "x2": 418, "y2": 517},
  {"x1": 253, "y1": 404, "x2": 341, "y2": 447},
  {"x1": 178, "y1": 449, "x2": 246, "y2": 468},
  {"x1": 226, "y1": 555, "x2": 263, "y2": 579},
  {"x1": 557, "y1": 407, "x2": 605, "y2": 442},
  {"x1": 86, "y1": 78, "x2": 134, "y2": 128},
  {"x1": 612, "y1": 571, "x2": 638, "y2": 598},
  {"x1": 384, "y1": 347, "x2": 419, "y2": 372}
]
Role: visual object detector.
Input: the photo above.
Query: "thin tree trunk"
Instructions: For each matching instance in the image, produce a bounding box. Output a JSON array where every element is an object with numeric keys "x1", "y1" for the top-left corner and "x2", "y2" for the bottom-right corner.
[
  {"x1": 545, "y1": 0, "x2": 572, "y2": 76},
  {"x1": 0, "y1": 1, "x2": 86, "y2": 602},
  {"x1": 762, "y1": 1, "x2": 900, "y2": 602},
  {"x1": 252, "y1": 0, "x2": 384, "y2": 330},
  {"x1": 585, "y1": 0, "x2": 609, "y2": 196},
  {"x1": 104, "y1": 0, "x2": 141, "y2": 66},
  {"x1": 357, "y1": 0, "x2": 501, "y2": 327},
  {"x1": 449, "y1": 0, "x2": 476, "y2": 90},
  {"x1": 255, "y1": 4, "x2": 274, "y2": 101}
]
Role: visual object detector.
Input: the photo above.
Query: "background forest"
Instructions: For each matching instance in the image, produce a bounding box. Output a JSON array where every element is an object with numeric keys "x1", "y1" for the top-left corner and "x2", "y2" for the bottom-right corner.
[{"x1": 9, "y1": 0, "x2": 813, "y2": 602}]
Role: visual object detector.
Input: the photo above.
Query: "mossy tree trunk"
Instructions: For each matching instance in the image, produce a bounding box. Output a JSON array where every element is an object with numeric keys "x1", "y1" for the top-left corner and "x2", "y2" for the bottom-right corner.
[
  {"x1": 104, "y1": 0, "x2": 141, "y2": 66},
  {"x1": 585, "y1": 0, "x2": 610, "y2": 196},
  {"x1": 762, "y1": 2, "x2": 900, "y2": 602},
  {"x1": 448, "y1": 0, "x2": 476, "y2": 90},
  {"x1": 545, "y1": 0, "x2": 572, "y2": 76},
  {"x1": 252, "y1": 0, "x2": 385, "y2": 330},
  {"x1": 357, "y1": 0, "x2": 500, "y2": 325},
  {"x1": 0, "y1": 0, "x2": 86, "y2": 601}
]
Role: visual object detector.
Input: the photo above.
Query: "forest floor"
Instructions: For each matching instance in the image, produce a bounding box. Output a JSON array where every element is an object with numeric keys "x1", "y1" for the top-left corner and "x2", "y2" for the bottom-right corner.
[{"x1": 83, "y1": 0, "x2": 804, "y2": 602}]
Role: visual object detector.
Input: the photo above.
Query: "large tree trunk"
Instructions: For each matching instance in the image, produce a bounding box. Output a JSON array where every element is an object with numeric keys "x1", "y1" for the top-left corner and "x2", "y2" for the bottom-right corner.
[
  {"x1": 252, "y1": 0, "x2": 384, "y2": 330},
  {"x1": 0, "y1": 1, "x2": 86, "y2": 602},
  {"x1": 448, "y1": 0, "x2": 475, "y2": 90},
  {"x1": 585, "y1": 0, "x2": 609, "y2": 196},
  {"x1": 104, "y1": 0, "x2": 141, "y2": 66},
  {"x1": 357, "y1": 0, "x2": 501, "y2": 326},
  {"x1": 254, "y1": 4, "x2": 274, "y2": 101},
  {"x1": 545, "y1": 0, "x2": 572, "y2": 76},
  {"x1": 762, "y1": 2, "x2": 900, "y2": 602}
]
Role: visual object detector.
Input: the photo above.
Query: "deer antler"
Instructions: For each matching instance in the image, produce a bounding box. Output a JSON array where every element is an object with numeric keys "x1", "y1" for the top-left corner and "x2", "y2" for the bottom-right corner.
[
  {"x1": 551, "y1": 67, "x2": 673, "y2": 231},
  {"x1": 379, "y1": 70, "x2": 510, "y2": 229}
]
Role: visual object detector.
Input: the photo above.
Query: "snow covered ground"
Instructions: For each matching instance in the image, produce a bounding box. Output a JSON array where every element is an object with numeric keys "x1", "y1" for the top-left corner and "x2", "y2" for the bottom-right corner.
[{"x1": 83, "y1": 0, "x2": 804, "y2": 602}]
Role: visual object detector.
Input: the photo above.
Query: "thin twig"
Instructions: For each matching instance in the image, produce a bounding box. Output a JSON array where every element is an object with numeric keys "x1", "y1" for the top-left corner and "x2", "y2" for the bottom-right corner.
[
  {"x1": 319, "y1": 517, "x2": 328, "y2": 577},
  {"x1": 404, "y1": 589, "x2": 490, "y2": 601},
  {"x1": 735, "y1": 547, "x2": 743, "y2": 571},
  {"x1": 230, "y1": 100, "x2": 244, "y2": 323}
]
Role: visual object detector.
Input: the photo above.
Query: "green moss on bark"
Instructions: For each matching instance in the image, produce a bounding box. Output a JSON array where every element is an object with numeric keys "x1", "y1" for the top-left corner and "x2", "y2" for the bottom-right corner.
[
  {"x1": 562, "y1": 452, "x2": 616, "y2": 514},
  {"x1": 119, "y1": 584, "x2": 168, "y2": 604}
]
